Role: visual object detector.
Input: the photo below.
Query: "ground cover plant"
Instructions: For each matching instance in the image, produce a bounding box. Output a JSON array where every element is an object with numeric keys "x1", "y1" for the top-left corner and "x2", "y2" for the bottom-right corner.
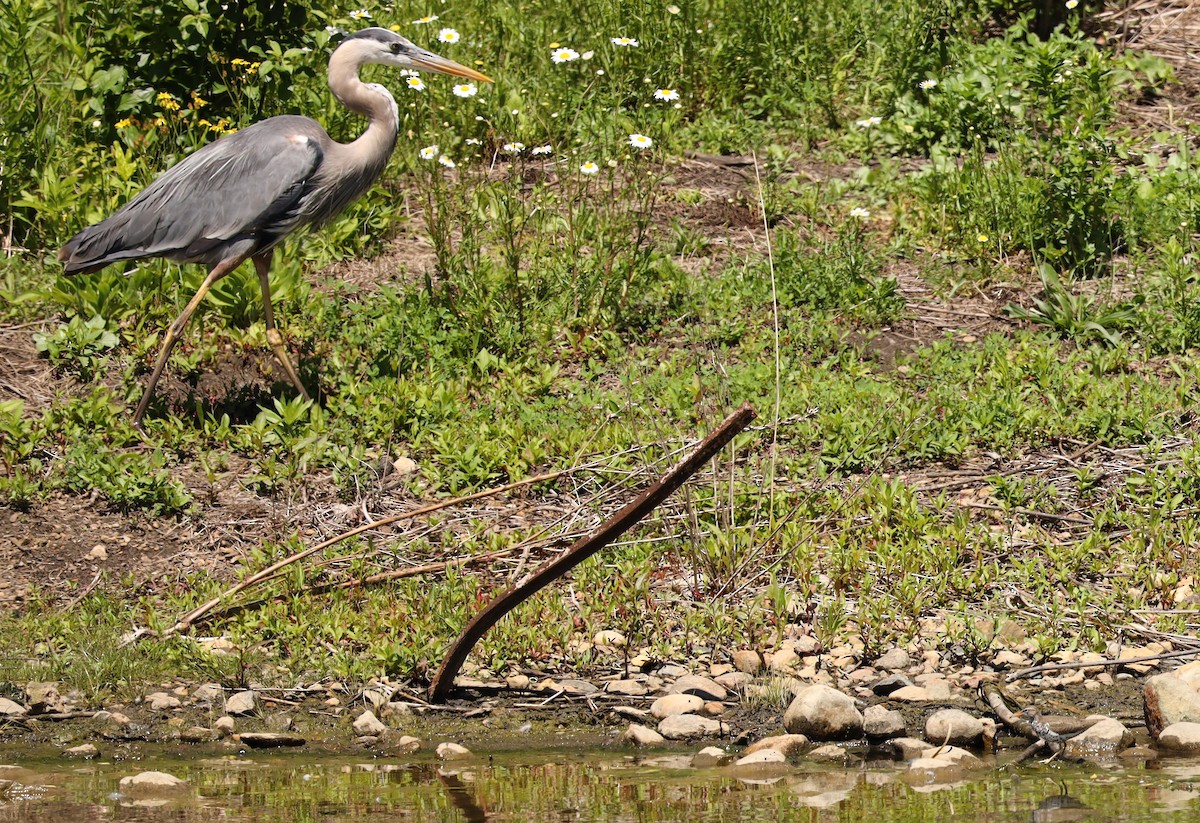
[{"x1": 3, "y1": 0, "x2": 1200, "y2": 699}]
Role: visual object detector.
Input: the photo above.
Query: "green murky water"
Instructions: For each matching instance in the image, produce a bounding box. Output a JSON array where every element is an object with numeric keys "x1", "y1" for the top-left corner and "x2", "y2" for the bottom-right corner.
[{"x1": 3, "y1": 749, "x2": 1200, "y2": 821}]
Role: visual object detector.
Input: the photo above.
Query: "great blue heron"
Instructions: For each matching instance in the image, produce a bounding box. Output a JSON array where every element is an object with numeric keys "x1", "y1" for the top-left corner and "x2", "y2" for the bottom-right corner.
[{"x1": 58, "y1": 27, "x2": 492, "y2": 424}]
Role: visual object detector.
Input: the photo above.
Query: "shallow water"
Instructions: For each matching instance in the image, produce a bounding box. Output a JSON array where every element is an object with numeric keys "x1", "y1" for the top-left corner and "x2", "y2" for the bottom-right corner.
[{"x1": 3, "y1": 748, "x2": 1200, "y2": 822}]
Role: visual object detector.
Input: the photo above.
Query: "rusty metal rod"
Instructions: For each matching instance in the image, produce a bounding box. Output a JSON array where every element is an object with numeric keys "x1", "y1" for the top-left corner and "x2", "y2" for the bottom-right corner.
[{"x1": 429, "y1": 404, "x2": 757, "y2": 702}]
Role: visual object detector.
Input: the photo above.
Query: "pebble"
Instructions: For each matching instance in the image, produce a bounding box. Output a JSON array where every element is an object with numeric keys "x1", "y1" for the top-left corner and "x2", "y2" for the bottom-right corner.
[
  {"x1": 25, "y1": 682, "x2": 65, "y2": 714},
  {"x1": 0, "y1": 698, "x2": 26, "y2": 717},
  {"x1": 605, "y1": 680, "x2": 648, "y2": 696},
  {"x1": 808, "y1": 743, "x2": 850, "y2": 763},
  {"x1": 863, "y1": 705, "x2": 906, "y2": 740},
  {"x1": 767, "y1": 647, "x2": 799, "y2": 672},
  {"x1": 191, "y1": 684, "x2": 224, "y2": 702},
  {"x1": 889, "y1": 737, "x2": 934, "y2": 760},
  {"x1": 657, "y1": 714, "x2": 727, "y2": 740},
  {"x1": 180, "y1": 726, "x2": 215, "y2": 743},
  {"x1": 783, "y1": 685, "x2": 863, "y2": 741},
  {"x1": 352, "y1": 710, "x2": 388, "y2": 737},
  {"x1": 1063, "y1": 717, "x2": 1133, "y2": 757},
  {"x1": 225, "y1": 690, "x2": 258, "y2": 717},
  {"x1": 729, "y1": 748, "x2": 790, "y2": 777},
  {"x1": 214, "y1": 716, "x2": 236, "y2": 737},
  {"x1": 744, "y1": 734, "x2": 808, "y2": 758},
  {"x1": 506, "y1": 674, "x2": 531, "y2": 690},
  {"x1": 658, "y1": 664, "x2": 690, "y2": 679},
  {"x1": 593, "y1": 630, "x2": 627, "y2": 648},
  {"x1": 559, "y1": 679, "x2": 599, "y2": 695},
  {"x1": 145, "y1": 692, "x2": 182, "y2": 711},
  {"x1": 651, "y1": 694, "x2": 704, "y2": 719},
  {"x1": 623, "y1": 723, "x2": 665, "y2": 746},
  {"x1": 64, "y1": 744, "x2": 99, "y2": 758},
  {"x1": 714, "y1": 672, "x2": 752, "y2": 692},
  {"x1": 436, "y1": 742, "x2": 472, "y2": 760},
  {"x1": 875, "y1": 648, "x2": 911, "y2": 671},
  {"x1": 1155, "y1": 722, "x2": 1200, "y2": 753},
  {"x1": 670, "y1": 675, "x2": 728, "y2": 702},
  {"x1": 871, "y1": 674, "x2": 915, "y2": 696},
  {"x1": 732, "y1": 650, "x2": 763, "y2": 675}
]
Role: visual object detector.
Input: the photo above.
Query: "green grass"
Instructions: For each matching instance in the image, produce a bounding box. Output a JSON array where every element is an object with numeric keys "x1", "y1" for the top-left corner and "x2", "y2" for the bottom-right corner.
[{"x1": 2, "y1": 0, "x2": 1200, "y2": 697}]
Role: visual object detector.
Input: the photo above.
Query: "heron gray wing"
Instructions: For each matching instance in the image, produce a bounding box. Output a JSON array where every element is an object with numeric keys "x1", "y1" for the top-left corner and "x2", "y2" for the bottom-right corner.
[{"x1": 60, "y1": 116, "x2": 328, "y2": 271}]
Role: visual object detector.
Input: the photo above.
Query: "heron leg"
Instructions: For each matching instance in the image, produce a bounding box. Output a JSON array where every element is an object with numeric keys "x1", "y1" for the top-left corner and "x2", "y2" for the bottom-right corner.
[
  {"x1": 133, "y1": 257, "x2": 243, "y2": 426},
  {"x1": 253, "y1": 251, "x2": 311, "y2": 401}
]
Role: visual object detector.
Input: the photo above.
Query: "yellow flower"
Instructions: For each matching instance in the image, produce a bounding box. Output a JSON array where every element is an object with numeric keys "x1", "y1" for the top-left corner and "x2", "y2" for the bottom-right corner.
[
  {"x1": 156, "y1": 91, "x2": 180, "y2": 111},
  {"x1": 231, "y1": 58, "x2": 249, "y2": 67},
  {"x1": 115, "y1": 118, "x2": 133, "y2": 129},
  {"x1": 190, "y1": 92, "x2": 208, "y2": 109}
]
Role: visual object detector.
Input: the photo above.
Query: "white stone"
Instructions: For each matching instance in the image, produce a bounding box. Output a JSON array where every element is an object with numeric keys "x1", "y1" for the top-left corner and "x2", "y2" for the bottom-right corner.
[
  {"x1": 651, "y1": 693, "x2": 704, "y2": 719},
  {"x1": 657, "y1": 714, "x2": 727, "y2": 740},
  {"x1": 924, "y1": 709, "x2": 984, "y2": 747},
  {"x1": 623, "y1": 723, "x2": 666, "y2": 746},
  {"x1": 352, "y1": 710, "x2": 388, "y2": 737},
  {"x1": 436, "y1": 742, "x2": 472, "y2": 760},
  {"x1": 224, "y1": 690, "x2": 258, "y2": 717},
  {"x1": 783, "y1": 685, "x2": 863, "y2": 741},
  {"x1": 119, "y1": 771, "x2": 189, "y2": 793}
]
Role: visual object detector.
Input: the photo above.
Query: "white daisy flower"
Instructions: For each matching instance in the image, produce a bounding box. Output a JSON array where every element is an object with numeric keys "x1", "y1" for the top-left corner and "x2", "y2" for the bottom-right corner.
[
  {"x1": 438, "y1": 155, "x2": 456, "y2": 168},
  {"x1": 348, "y1": 9, "x2": 371, "y2": 20},
  {"x1": 580, "y1": 161, "x2": 600, "y2": 175},
  {"x1": 502, "y1": 142, "x2": 525, "y2": 154},
  {"x1": 412, "y1": 14, "x2": 439, "y2": 24},
  {"x1": 628, "y1": 133, "x2": 653, "y2": 150},
  {"x1": 611, "y1": 36, "x2": 639, "y2": 47},
  {"x1": 919, "y1": 79, "x2": 938, "y2": 90},
  {"x1": 653, "y1": 88, "x2": 680, "y2": 101},
  {"x1": 1066, "y1": 0, "x2": 1079, "y2": 7},
  {"x1": 531, "y1": 145, "x2": 552, "y2": 155},
  {"x1": 465, "y1": 138, "x2": 482, "y2": 145},
  {"x1": 849, "y1": 207, "x2": 871, "y2": 219},
  {"x1": 581, "y1": 50, "x2": 594, "y2": 60},
  {"x1": 438, "y1": 28, "x2": 460, "y2": 44},
  {"x1": 855, "y1": 116, "x2": 883, "y2": 128},
  {"x1": 551, "y1": 47, "x2": 580, "y2": 63},
  {"x1": 406, "y1": 76, "x2": 426, "y2": 91},
  {"x1": 419, "y1": 145, "x2": 438, "y2": 160},
  {"x1": 452, "y1": 83, "x2": 478, "y2": 98}
]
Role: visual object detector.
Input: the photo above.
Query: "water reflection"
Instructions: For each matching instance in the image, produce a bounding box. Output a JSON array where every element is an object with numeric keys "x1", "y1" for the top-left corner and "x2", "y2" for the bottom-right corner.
[{"x1": 0, "y1": 750, "x2": 1198, "y2": 821}]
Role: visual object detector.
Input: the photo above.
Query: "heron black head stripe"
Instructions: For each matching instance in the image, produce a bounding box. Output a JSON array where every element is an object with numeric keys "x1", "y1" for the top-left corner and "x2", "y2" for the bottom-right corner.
[{"x1": 341, "y1": 27, "x2": 399, "y2": 46}]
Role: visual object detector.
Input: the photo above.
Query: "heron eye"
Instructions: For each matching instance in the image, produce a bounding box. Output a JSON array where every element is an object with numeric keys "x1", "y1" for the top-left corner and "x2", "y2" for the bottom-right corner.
[{"x1": 390, "y1": 42, "x2": 402, "y2": 54}]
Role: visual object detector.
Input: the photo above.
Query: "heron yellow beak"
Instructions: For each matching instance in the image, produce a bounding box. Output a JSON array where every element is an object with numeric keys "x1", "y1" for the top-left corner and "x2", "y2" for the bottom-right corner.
[{"x1": 410, "y1": 50, "x2": 493, "y2": 83}]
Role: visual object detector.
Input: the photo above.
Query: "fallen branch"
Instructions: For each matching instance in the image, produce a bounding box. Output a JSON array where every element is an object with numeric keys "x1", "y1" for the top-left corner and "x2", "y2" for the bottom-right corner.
[
  {"x1": 159, "y1": 456, "x2": 625, "y2": 638},
  {"x1": 428, "y1": 404, "x2": 757, "y2": 702},
  {"x1": 1007, "y1": 646, "x2": 1200, "y2": 682}
]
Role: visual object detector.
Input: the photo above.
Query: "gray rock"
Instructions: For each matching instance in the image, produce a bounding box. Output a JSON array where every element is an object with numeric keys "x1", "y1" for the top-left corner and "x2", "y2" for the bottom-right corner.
[
  {"x1": 714, "y1": 672, "x2": 752, "y2": 692},
  {"x1": 1156, "y1": 722, "x2": 1200, "y2": 753},
  {"x1": 809, "y1": 743, "x2": 850, "y2": 763},
  {"x1": 436, "y1": 742, "x2": 472, "y2": 760},
  {"x1": 191, "y1": 684, "x2": 224, "y2": 702},
  {"x1": 145, "y1": 692, "x2": 182, "y2": 711},
  {"x1": 25, "y1": 682, "x2": 65, "y2": 714},
  {"x1": 239, "y1": 732, "x2": 305, "y2": 748},
  {"x1": 623, "y1": 723, "x2": 666, "y2": 746},
  {"x1": 119, "y1": 771, "x2": 189, "y2": 794},
  {"x1": 732, "y1": 650, "x2": 763, "y2": 675},
  {"x1": 214, "y1": 716, "x2": 236, "y2": 737},
  {"x1": 783, "y1": 685, "x2": 863, "y2": 741},
  {"x1": 391, "y1": 735, "x2": 422, "y2": 755},
  {"x1": 670, "y1": 675, "x2": 728, "y2": 702},
  {"x1": 1145, "y1": 674, "x2": 1200, "y2": 739},
  {"x1": 658, "y1": 664, "x2": 690, "y2": 679},
  {"x1": 1063, "y1": 717, "x2": 1133, "y2": 757},
  {"x1": 107, "y1": 711, "x2": 132, "y2": 726},
  {"x1": 560, "y1": 679, "x2": 599, "y2": 695},
  {"x1": 224, "y1": 690, "x2": 258, "y2": 717},
  {"x1": 0, "y1": 698, "x2": 26, "y2": 717},
  {"x1": 863, "y1": 705, "x2": 906, "y2": 740},
  {"x1": 875, "y1": 648, "x2": 911, "y2": 671},
  {"x1": 744, "y1": 734, "x2": 809, "y2": 758},
  {"x1": 605, "y1": 679, "x2": 648, "y2": 696},
  {"x1": 352, "y1": 710, "x2": 388, "y2": 737},
  {"x1": 651, "y1": 693, "x2": 704, "y2": 719},
  {"x1": 889, "y1": 737, "x2": 934, "y2": 760},
  {"x1": 872, "y1": 674, "x2": 915, "y2": 696},
  {"x1": 64, "y1": 744, "x2": 98, "y2": 758},
  {"x1": 180, "y1": 726, "x2": 215, "y2": 743},
  {"x1": 924, "y1": 709, "x2": 984, "y2": 747},
  {"x1": 691, "y1": 746, "x2": 734, "y2": 767},
  {"x1": 657, "y1": 714, "x2": 727, "y2": 740}
]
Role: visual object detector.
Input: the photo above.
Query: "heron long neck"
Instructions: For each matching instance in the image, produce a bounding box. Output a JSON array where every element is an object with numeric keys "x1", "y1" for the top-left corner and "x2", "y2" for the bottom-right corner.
[{"x1": 327, "y1": 46, "x2": 399, "y2": 173}]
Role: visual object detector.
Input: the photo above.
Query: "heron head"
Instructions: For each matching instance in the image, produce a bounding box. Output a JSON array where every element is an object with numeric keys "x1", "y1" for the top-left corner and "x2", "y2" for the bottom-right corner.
[{"x1": 339, "y1": 27, "x2": 493, "y2": 83}]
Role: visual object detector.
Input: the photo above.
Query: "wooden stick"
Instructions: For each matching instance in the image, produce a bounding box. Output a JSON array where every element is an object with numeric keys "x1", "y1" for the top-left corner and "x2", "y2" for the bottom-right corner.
[{"x1": 428, "y1": 404, "x2": 757, "y2": 702}]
